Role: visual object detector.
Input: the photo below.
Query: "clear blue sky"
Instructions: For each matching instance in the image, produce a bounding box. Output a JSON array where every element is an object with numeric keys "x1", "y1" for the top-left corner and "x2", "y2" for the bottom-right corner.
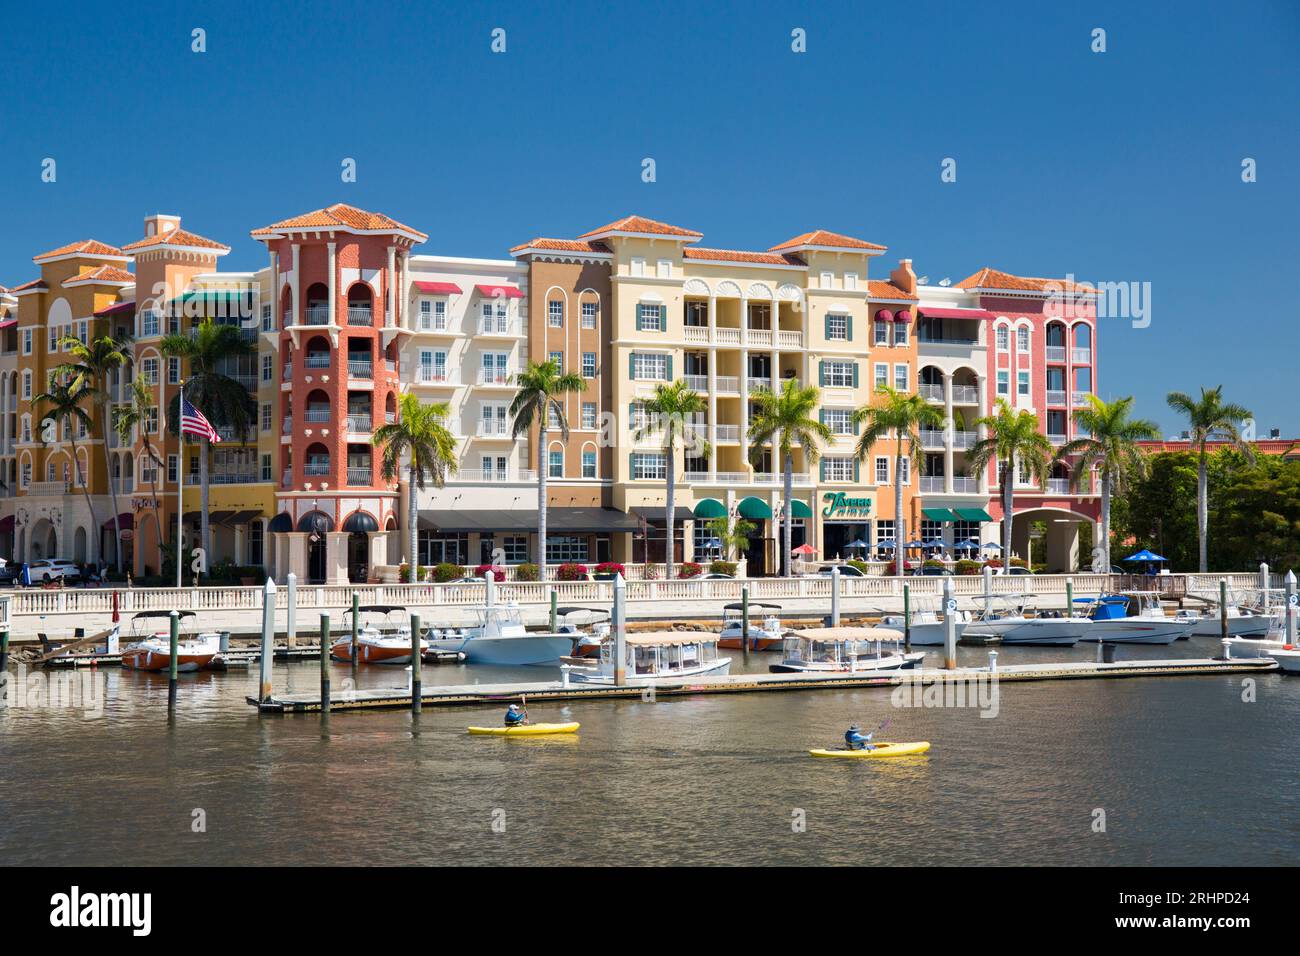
[{"x1": 1, "y1": 0, "x2": 1296, "y2": 433}]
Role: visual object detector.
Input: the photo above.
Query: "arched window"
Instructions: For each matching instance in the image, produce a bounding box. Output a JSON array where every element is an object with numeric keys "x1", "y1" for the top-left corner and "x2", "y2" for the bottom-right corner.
[
  {"x1": 305, "y1": 282, "x2": 329, "y2": 325},
  {"x1": 346, "y1": 282, "x2": 374, "y2": 327}
]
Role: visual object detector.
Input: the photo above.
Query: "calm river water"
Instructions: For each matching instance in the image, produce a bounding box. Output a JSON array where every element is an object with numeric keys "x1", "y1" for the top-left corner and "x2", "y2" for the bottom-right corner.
[{"x1": 2, "y1": 638, "x2": 1297, "y2": 866}]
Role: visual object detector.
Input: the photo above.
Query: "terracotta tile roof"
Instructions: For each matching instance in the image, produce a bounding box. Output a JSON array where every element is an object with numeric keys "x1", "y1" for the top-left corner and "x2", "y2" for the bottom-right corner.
[
  {"x1": 576, "y1": 215, "x2": 702, "y2": 240},
  {"x1": 10, "y1": 278, "x2": 48, "y2": 292},
  {"x1": 955, "y1": 267, "x2": 1097, "y2": 295},
  {"x1": 867, "y1": 279, "x2": 917, "y2": 302},
  {"x1": 509, "y1": 237, "x2": 612, "y2": 255},
  {"x1": 33, "y1": 239, "x2": 126, "y2": 262},
  {"x1": 683, "y1": 247, "x2": 806, "y2": 267},
  {"x1": 122, "y1": 228, "x2": 230, "y2": 253},
  {"x1": 769, "y1": 230, "x2": 886, "y2": 253},
  {"x1": 63, "y1": 265, "x2": 135, "y2": 286},
  {"x1": 251, "y1": 203, "x2": 428, "y2": 241}
]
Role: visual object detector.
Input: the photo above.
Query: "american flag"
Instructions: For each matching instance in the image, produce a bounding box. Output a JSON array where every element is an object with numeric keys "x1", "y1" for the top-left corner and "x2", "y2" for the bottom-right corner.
[{"x1": 180, "y1": 395, "x2": 221, "y2": 443}]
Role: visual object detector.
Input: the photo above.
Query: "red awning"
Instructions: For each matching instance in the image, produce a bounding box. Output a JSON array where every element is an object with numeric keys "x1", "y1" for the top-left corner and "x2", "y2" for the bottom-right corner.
[
  {"x1": 103, "y1": 512, "x2": 133, "y2": 531},
  {"x1": 94, "y1": 300, "x2": 137, "y2": 317},
  {"x1": 0, "y1": 514, "x2": 14, "y2": 533},
  {"x1": 918, "y1": 307, "x2": 997, "y2": 320},
  {"x1": 414, "y1": 281, "x2": 462, "y2": 295},
  {"x1": 0, "y1": 318, "x2": 15, "y2": 330},
  {"x1": 874, "y1": 308, "x2": 894, "y2": 322},
  {"x1": 894, "y1": 308, "x2": 913, "y2": 323},
  {"x1": 476, "y1": 284, "x2": 524, "y2": 299}
]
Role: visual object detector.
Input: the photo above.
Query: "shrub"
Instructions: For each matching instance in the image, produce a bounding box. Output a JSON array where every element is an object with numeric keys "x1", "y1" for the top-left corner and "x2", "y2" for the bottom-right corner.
[
  {"x1": 557, "y1": 562, "x2": 589, "y2": 581},
  {"x1": 955, "y1": 559, "x2": 982, "y2": 576},
  {"x1": 709, "y1": 560, "x2": 737, "y2": 577},
  {"x1": 475, "y1": 563, "x2": 505, "y2": 582},
  {"x1": 644, "y1": 562, "x2": 659, "y2": 580},
  {"x1": 984, "y1": 558, "x2": 1003, "y2": 570},
  {"x1": 431, "y1": 562, "x2": 462, "y2": 583},
  {"x1": 847, "y1": 559, "x2": 869, "y2": 575},
  {"x1": 516, "y1": 563, "x2": 539, "y2": 582},
  {"x1": 679, "y1": 562, "x2": 702, "y2": 579},
  {"x1": 1010, "y1": 556, "x2": 1027, "y2": 568},
  {"x1": 416, "y1": 565, "x2": 430, "y2": 582},
  {"x1": 594, "y1": 561, "x2": 625, "y2": 578}
]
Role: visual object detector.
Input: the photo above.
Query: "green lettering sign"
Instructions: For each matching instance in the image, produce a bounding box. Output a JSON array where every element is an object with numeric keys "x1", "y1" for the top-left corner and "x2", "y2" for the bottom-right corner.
[{"x1": 821, "y1": 492, "x2": 873, "y2": 518}]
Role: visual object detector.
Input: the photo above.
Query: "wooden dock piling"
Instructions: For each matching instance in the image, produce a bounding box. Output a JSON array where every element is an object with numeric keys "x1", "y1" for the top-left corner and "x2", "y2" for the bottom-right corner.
[
  {"x1": 410, "y1": 612, "x2": 421, "y2": 714},
  {"x1": 320, "y1": 614, "x2": 330, "y2": 714},
  {"x1": 167, "y1": 611, "x2": 179, "y2": 713}
]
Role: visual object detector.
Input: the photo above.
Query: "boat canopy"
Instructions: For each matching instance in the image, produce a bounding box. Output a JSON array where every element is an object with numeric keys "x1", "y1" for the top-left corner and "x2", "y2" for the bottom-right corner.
[
  {"x1": 133, "y1": 610, "x2": 197, "y2": 619},
  {"x1": 795, "y1": 626, "x2": 904, "y2": 642},
  {"x1": 625, "y1": 632, "x2": 719, "y2": 646},
  {"x1": 722, "y1": 601, "x2": 781, "y2": 611},
  {"x1": 347, "y1": 605, "x2": 408, "y2": 615}
]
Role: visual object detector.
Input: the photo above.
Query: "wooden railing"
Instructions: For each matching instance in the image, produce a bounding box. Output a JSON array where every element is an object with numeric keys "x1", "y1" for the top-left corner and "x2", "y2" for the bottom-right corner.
[{"x1": 5, "y1": 573, "x2": 1277, "y2": 618}]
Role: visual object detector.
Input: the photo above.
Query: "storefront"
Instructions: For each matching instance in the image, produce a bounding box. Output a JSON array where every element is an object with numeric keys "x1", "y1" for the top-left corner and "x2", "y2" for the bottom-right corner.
[
  {"x1": 818, "y1": 490, "x2": 873, "y2": 560},
  {"x1": 418, "y1": 507, "x2": 639, "y2": 567}
]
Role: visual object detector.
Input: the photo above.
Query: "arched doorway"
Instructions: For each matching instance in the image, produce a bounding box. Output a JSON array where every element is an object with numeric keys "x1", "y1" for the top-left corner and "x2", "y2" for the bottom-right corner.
[
  {"x1": 297, "y1": 511, "x2": 334, "y2": 584},
  {"x1": 73, "y1": 526, "x2": 87, "y2": 563},
  {"x1": 343, "y1": 511, "x2": 378, "y2": 582}
]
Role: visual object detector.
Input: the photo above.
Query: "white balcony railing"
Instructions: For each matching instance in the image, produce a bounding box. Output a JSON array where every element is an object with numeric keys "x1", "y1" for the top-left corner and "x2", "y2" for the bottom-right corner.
[
  {"x1": 304, "y1": 306, "x2": 331, "y2": 325},
  {"x1": 304, "y1": 408, "x2": 330, "y2": 423},
  {"x1": 477, "y1": 319, "x2": 516, "y2": 336},
  {"x1": 347, "y1": 415, "x2": 372, "y2": 433},
  {"x1": 476, "y1": 420, "x2": 510, "y2": 437},
  {"x1": 452, "y1": 468, "x2": 537, "y2": 483},
  {"x1": 714, "y1": 375, "x2": 739, "y2": 393},
  {"x1": 951, "y1": 477, "x2": 979, "y2": 493},
  {"x1": 685, "y1": 471, "x2": 810, "y2": 486},
  {"x1": 1072, "y1": 348, "x2": 1092, "y2": 364},
  {"x1": 683, "y1": 326, "x2": 708, "y2": 343},
  {"x1": 715, "y1": 327, "x2": 741, "y2": 345},
  {"x1": 1072, "y1": 390, "x2": 1091, "y2": 407},
  {"x1": 747, "y1": 329, "x2": 772, "y2": 347},
  {"x1": 1047, "y1": 433, "x2": 1068, "y2": 445},
  {"x1": 478, "y1": 369, "x2": 511, "y2": 385},
  {"x1": 282, "y1": 469, "x2": 292, "y2": 487},
  {"x1": 1045, "y1": 345, "x2": 1066, "y2": 363},
  {"x1": 1046, "y1": 478, "x2": 1072, "y2": 494},
  {"x1": 346, "y1": 467, "x2": 371, "y2": 486},
  {"x1": 952, "y1": 385, "x2": 979, "y2": 404},
  {"x1": 715, "y1": 423, "x2": 740, "y2": 442},
  {"x1": 683, "y1": 375, "x2": 708, "y2": 392},
  {"x1": 415, "y1": 367, "x2": 455, "y2": 384},
  {"x1": 304, "y1": 353, "x2": 330, "y2": 368},
  {"x1": 920, "y1": 476, "x2": 945, "y2": 493},
  {"x1": 348, "y1": 359, "x2": 373, "y2": 379},
  {"x1": 347, "y1": 307, "x2": 374, "y2": 327},
  {"x1": 920, "y1": 384, "x2": 944, "y2": 402},
  {"x1": 26, "y1": 481, "x2": 69, "y2": 496},
  {"x1": 283, "y1": 416, "x2": 293, "y2": 433},
  {"x1": 776, "y1": 330, "x2": 804, "y2": 349},
  {"x1": 110, "y1": 477, "x2": 134, "y2": 495},
  {"x1": 1046, "y1": 389, "x2": 1067, "y2": 406},
  {"x1": 304, "y1": 462, "x2": 331, "y2": 476}
]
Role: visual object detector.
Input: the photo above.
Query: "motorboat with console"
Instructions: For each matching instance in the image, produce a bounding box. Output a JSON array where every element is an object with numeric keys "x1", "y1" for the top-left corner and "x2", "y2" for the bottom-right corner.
[
  {"x1": 1074, "y1": 592, "x2": 1191, "y2": 644},
  {"x1": 120, "y1": 610, "x2": 223, "y2": 672},
  {"x1": 330, "y1": 605, "x2": 426, "y2": 664},
  {"x1": 962, "y1": 595, "x2": 1092, "y2": 646}
]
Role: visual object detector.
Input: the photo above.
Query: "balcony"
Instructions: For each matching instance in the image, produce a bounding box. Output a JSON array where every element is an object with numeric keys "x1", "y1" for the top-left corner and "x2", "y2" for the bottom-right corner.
[
  {"x1": 951, "y1": 477, "x2": 979, "y2": 493},
  {"x1": 346, "y1": 415, "x2": 373, "y2": 433},
  {"x1": 110, "y1": 477, "x2": 134, "y2": 495},
  {"x1": 282, "y1": 311, "x2": 292, "y2": 328},
  {"x1": 347, "y1": 359, "x2": 373, "y2": 379},
  {"x1": 208, "y1": 472, "x2": 261, "y2": 485},
  {"x1": 1045, "y1": 345, "x2": 1066, "y2": 363},
  {"x1": 416, "y1": 315, "x2": 451, "y2": 333},
  {"x1": 304, "y1": 407, "x2": 331, "y2": 423},
  {"x1": 776, "y1": 330, "x2": 804, "y2": 349},
  {"x1": 1072, "y1": 348, "x2": 1092, "y2": 364},
  {"x1": 715, "y1": 327, "x2": 741, "y2": 345},
  {"x1": 1047, "y1": 433, "x2": 1068, "y2": 445},
  {"x1": 26, "y1": 481, "x2": 69, "y2": 496},
  {"x1": 477, "y1": 318, "x2": 517, "y2": 336},
  {"x1": 303, "y1": 461, "x2": 331, "y2": 477},
  {"x1": 747, "y1": 328, "x2": 772, "y2": 347},
  {"x1": 919, "y1": 476, "x2": 945, "y2": 493},
  {"x1": 683, "y1": 374, "x2": 708, "y2": 392},
  {"x1": 715, "y1": 423, "x2": 740, "y2": 442},
  {"x1": 346, "y1": 467, "x2": 371, "y2": 486},
  {"x1": 347, "y1": 307, "x2": 374, "y2": 327},
  {"x1": 282, "y1": 365, "x2": 292, "y2": 381},
  {"x1": 282, "y1": 469, "x2": 292, "y2": 487},
  {"x1": 684, "y1": 326, "x2": 708, "y2": 343},
  {"x1": 1046, "y1": 478, "x2": 1072, "y2": 494},
  {"x1": 477, "y1": 369, "x2": 511, "y2": 386},
  {"x1": 1072, "y1": 390, "x2": 1091, "y2": 407},
  {"x1": 415, "y1": 367, "x2": 457, "y2": 385},
  {"x1": 476, "y1": 420, "x2": 510, "y2": 437},
  {"x1": 304, "y1": 306, "x2": 331, "y2": 326},
  {"x1": 714, "y1": 375, "x2": 739, "y2": 393},
  {"x1": 684, "y1": 471, "x2": 811, "y2": 486},
  {"x1": 920, "y1": 384, "x2": 944, "y2": 402},
  {"x1": 1046, "y1": 389, "x2": 1067, "y2": 406},
  {"x1": 282, "y1": 416, "x2": 293, "y2": 434},
  {"x1": 952, "y1": 385, "x2": 979, "y2": 404},
  {"x1": 452, "y1": 468, "x2": 538, "y2": 483},
  {"x1": 304, "y1": 353, "x2": 330, "y2": 369}
]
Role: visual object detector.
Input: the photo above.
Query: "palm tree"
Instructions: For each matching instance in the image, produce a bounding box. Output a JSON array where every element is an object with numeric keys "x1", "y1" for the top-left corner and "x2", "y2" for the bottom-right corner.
[
  {"x1": 852, "y1": 385, "x2": 944, "y2": 571},
  {"x1": 114, "y1": 375, "x2": 166, "y2": 561},
  {"x1": 508, "y1": 360, "x2": 586, "y2": 569},
  {"x1": 705, "y1": 515, "x2": 756, "y2": 563},
  {"x1": 161, "y1": 319, "x2": 256, "y2": 561},
  {"x1": 968, "y1": 399, "x2": 1054, "y2": 566},
  {"x1": 747, "y1": 379, "x2": 832, "y2": 577},
  {"x1": 56, "y1": 332, "x2": 133, "y2": 571},
  {"x1": 35, "y1": 374, "x2": 100, "y2": 561},
  {"x1": 633, "y1": 380, "x2": 709, "y2": 578},
  {"x1": 373, "y1": 393, "x2": 459, "y2": 579},
  {"x1": 1056, "y1": 396, "x2": 1160, "y2": 570},
  {"x1": 1166, "y1": 386, "x2": 1254, "y2": 572}
]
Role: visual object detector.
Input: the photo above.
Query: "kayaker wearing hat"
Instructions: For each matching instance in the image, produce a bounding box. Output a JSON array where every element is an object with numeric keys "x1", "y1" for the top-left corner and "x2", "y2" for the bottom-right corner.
[
  {"x1": 504, "y1": 704, "x2": 528, "y2": 727},
  {"x1": 844, "y1": 723, "x2": 874, "y2": 751}
]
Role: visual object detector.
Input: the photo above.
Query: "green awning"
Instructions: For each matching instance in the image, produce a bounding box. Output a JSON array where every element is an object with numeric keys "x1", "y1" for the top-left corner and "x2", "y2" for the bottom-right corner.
[
  {"x1": 922, "y1": 507, "x2": 958, "y2": 523},
  {"x1": 737, "y1": 496, "x2": 773, "y2": 520},
  {"x1": 789, "y1": 499, "x2": 813, "y2": 518},
  {"x1": 693, "y1": 498, "x2": 727, "y2": 519},
  {"x1": 955, "y1": 507, "x2": 994, "y2": 522}
]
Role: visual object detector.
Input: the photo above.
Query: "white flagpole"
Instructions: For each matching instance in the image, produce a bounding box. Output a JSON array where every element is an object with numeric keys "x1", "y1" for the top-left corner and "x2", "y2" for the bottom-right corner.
[{"x1": 176, "y1": 381, "x2": 184, "y2": 590}]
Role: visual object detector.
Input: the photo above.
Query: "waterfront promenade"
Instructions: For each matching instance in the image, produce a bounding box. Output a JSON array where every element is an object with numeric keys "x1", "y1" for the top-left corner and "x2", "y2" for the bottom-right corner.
[{"x1": 0, "y1": 571, "x2": 1272, "y2": 642}]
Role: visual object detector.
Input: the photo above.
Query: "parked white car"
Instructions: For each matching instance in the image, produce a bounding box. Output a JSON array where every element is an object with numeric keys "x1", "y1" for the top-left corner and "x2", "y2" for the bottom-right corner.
[{"x1": 26, "y1": 559, "x2": 82, "y2": 583}]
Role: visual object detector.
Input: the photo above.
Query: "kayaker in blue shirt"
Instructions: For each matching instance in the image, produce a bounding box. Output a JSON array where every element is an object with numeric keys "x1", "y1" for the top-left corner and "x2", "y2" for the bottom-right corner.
[
  {"x1": 845, "y1": 724, "x2": 874, "y2": 751},
  {"x1": 504, "y1": 704, "x2": 527, "y2": 727}
]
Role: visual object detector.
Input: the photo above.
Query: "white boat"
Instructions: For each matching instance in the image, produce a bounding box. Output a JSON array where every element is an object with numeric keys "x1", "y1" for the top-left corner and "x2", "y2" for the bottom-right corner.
[
  {"x1": 718, "y1": 602, "x2": 786, "y2": 651},
  {"x1": 769, "y1": 627, "x2": 925, "y2": 673},
  {"x1": 331, "y1": 605, "x2": 426, "y2": 664},
  {"x1": 881, "y1": 598, "x2": 969, "y2": 646},
  {"x1": 1178, "y1": 606, "x2": 1275, "y2": 638},
  {"x1": 1075, "y1": 592, "x2": 1191, "y2": 644},
  {"x1": 1270, "y1": 648, "x2": 1300, "y2": 674},
  {"x1": 120, "y1": 610, "x2": 223, "y2": 672},
  {"x1": 429, "y1": 603, "x2": 574, "y2": 666},
  {"x1": 564, "y1": 631, "x2": 731, "y2": 685},
  {"x1": 1220, "y1": 635, "x2": 1296, "y2": 660},
  {"x1": 962, "y1": 596, "x2": 1091, "y2": 646},
  {"x1": 555, "y1": 606, "x2": 612, "y2": 659}
]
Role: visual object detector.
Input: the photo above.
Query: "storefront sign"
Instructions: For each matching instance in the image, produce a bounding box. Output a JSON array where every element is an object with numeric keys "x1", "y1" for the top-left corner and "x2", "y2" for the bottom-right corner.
[{"x1": 821, "y1": 492, "x2": 872, "y2": 518}]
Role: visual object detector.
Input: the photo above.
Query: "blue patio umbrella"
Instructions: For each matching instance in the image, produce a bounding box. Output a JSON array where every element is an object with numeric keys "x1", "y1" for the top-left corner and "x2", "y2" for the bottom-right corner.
[
  {"x1": 704, "y1": 537, "x2": 723, "y2": 550},
  {"x1": 1123, "y1": 549, "x2": 1168, "y2": 562},
  {"x1": 981, "y1": 541, "x2": 1003, "y2": 551},
  {"x1": 845, "y1": 539, "x2": 870, "y2": 550},
  {"x1": 876, "y1": 539, "x2": 897, "y2": 550},
  {"x1": 953, "y1": 538, "x2": 979, "y2": 551},
  {"x1": 923, "y1": 537, "x2": 946, "y2": 549},
  {"x1": 904, "y1": 539, "x2": 926, "y2": 550}
]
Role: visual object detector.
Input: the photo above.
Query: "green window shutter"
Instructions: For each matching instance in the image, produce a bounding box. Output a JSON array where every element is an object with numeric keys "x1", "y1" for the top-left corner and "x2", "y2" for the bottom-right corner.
[
  {"x1": 658, "y1": 305, "x2": 666, "y2": 330},
  {"x1": 852, "y1": 362, "x2": 859, "y2": 388},
  {"x1": 629, "y1": 452, "x2": 635, "y2": 477},
  {"x1": 819, "y1": 360, "x2": 826, "y2": 386},
  {"x1": 666, "y1": 356, "x2": 673, "y2": 380},
  {"x1": 819, "y1": 409, "x2": 826, "y2": 426},
  {"x1": 846, "y1": 316, "x2": 853, "y2": 341},
  {"x1": 635, "y1": 307, "x2": 644, "y2": 332},
  {"x1": 823, "y1": 315, "x2": 830, "y2": 339},
  {"x1": 629, "y1": 353, "x2": 636, "y2": 379},
  {"x1": 820, "y1": 459, "x2": 826, "y2": 481},
  {"x1": 854, "y1": 458, "x2": 860, "y2": 482}
]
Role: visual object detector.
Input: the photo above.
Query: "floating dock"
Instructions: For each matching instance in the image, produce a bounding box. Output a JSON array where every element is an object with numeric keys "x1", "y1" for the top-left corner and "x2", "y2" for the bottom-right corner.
[
  {"x1": 35, "y1": 645, "x2": 463, "y2": 669},
  {"x1": 250, "y1": 657, "x2": 1279, "y2": 713}
]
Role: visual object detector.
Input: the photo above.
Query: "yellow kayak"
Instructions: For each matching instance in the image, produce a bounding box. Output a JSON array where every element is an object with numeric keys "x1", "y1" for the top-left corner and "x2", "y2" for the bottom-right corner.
[
  {"x1": 809, "y1": 741, "x2": 931, "y2": 759},
  {"x1": 467, "y1": 722, "x2": 580, "y2": 737}
]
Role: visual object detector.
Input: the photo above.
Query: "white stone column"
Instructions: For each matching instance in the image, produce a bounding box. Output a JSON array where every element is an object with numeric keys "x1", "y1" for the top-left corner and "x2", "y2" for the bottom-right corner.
[
  {"x1": 707, "y1": 329, "x2": 717, "y2": 479},
  {"x1": 290, "y1": 243, "x2": 301, "y2": 324},
  {"x1": 943, "y1": 371, "x2": 955, "y2": 494},
  {"x1": 398, "y1": 250, "x2": 408, "y2": 329},
  {"x1": 977, "y1": 375, "x2": 990, "y2": 494},
  {"x1": 327, "y1": 241, "x2": 337, "y2": 324},
  {"x1": 233, "y1": 524, "x2": 245, "y2": 566},
  {"x1": 739, "y1": 345, "x2": 750, "y2": 472},
  {"x1": 327, "y1": 530, "x2": 350, "y2": 585},
  {"x1": 386, "y1": 246, "x2": 397, "y2": 328},
  {"x1": 707, "y1": 295, "x2": 716, "y2": 344},
  {"x1": 270, "y1": 250, "x2": 278, "y2": 328}
]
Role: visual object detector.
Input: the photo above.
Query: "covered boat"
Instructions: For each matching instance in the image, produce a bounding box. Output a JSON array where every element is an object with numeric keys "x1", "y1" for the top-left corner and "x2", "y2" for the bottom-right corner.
[
  {"x1": 331, "y1": 605, "x2": 426, "y2": 664},
  {"x1": 1075, "y1": 592, "x2": 1191, "y2": 644},
  {"x1": 717, "y1": 602, "x2": 786, "y2": 651},
  {"x1": 564, "y1": 631, "x2": 731, "y2": 685},
  {"x1": 120, "y1": 610, "x2": 223, "y2": 672},
  {"x1": 769, "y1": 627, "x2": 924, "y2": 673}
]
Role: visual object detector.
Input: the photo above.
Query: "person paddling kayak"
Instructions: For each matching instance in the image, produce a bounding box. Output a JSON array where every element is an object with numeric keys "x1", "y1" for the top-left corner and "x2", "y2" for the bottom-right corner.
[
  {"x1": 844, "y1": 723, "x2": 875, "y2": 751},
  {"x1": 504, "y1": 704, "x2": 528, "y2": 727}
]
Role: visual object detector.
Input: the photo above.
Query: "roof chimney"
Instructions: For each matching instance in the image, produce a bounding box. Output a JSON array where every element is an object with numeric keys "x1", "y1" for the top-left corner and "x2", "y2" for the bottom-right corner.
[
  {"x1": 890, "y1": 258, "x2": 917, "y2": 296},
  {"x1": 143, "y1": 214, "x2": 181, "y2": 239}
]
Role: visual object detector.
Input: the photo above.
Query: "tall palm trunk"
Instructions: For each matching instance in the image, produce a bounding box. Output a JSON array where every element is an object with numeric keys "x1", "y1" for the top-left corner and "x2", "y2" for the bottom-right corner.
[
  {"x1": 536, "y1": 423, "x2": 548, "y2": 571},
  {"x1": 1002, "y1": 459, "x2": 1014, "y2": 565},
  {"x1": 145, "y1": 442, "x2": 163, "y2": 575},
  {"x1": 1196, "y1": 449, "x2": 1209, "y2": 572},
  {"x1": 664, "y1": 449, "x2": 676, "y2": 579},
  {"x1": 197, "y1": 435, "x2": 212, "y2": 573},
  {"x1": 69, "y1": 433, "x2": 100, "y2": 563},
  {"x1": 100, "y1": 401, "x2": 123, "y2": 571},
  {"x1": 1099, "y1": 470, "x2": 1112, "y2": 569},
  {"x1": 894, "y1": 434, "x2": 905, "y2": 575},
  {"x1": 783, "y1": 452, "x2": 793, "y2": 577},
  {"x1": 407, "y1": 464, "x2": 419, "y2": 578}
]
